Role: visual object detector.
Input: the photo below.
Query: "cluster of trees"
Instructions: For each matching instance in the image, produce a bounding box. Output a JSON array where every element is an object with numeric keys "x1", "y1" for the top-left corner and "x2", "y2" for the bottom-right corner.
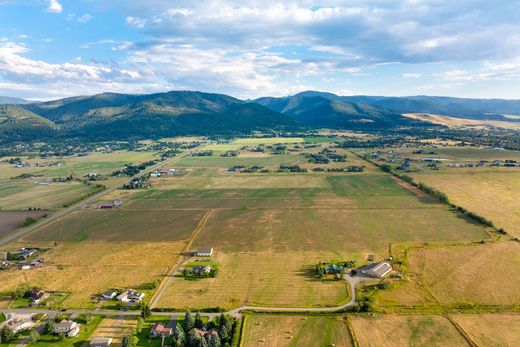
[
  {"x1": 112, "y1": 160, "x2": 158, "y2": 177},
  {"x1": 192, "y1": 151, "x2": 213, "y2": 157},
  {"x1": 278, "y1": 165, "x2": 307, "y2": 173}
]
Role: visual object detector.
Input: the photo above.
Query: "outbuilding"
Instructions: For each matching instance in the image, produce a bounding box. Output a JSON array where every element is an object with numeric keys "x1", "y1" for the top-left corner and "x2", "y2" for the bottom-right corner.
[{"x1": 195, "y1": 247, "x2": 213, "y2": 257}]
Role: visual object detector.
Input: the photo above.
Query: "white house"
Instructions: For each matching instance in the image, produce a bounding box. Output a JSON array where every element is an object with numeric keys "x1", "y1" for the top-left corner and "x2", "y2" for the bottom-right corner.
[
  {"x1": 90, "y1": 337, "x2": 112, "y2": 347},
  {"x1": 101, "y1": 290, "x2": 118, "y2": 300},
  {"x1": 360, "y1": 262, "x2": 392, "y2": 278},
  {"x1": 195, "y1": 247, "x2": 213, "y2": 257},
  {"x1": 117, "y1": 289, "x2": 145, "y2": 302},
  {"x1": 54, "y1": 320, "x2": 80, "y2": 337}
]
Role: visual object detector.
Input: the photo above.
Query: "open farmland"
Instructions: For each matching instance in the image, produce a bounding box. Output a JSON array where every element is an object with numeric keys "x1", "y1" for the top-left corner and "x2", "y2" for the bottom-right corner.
[
  {"x1": 175, "y1": 153, "x2": 306, "y2": 168},
  {"x1": 412, "y1": 171, "x2": 520, "y2": 236},
  {"x1": 0, "y1": 180, "x2": 97, "y2": 210},
  {"x1": 22, "y1": 209, "x2": 206, "y2": 242},
  {"x1": 0, "y1": 210, "x2": 47, "y2": 237},
  {"x1": 0, "y1": 241, "x2": 185, "y2": 308},
  {"x1": 242, "y1": 315, "x2": 354, "y2": 347},
  {"x1": 350, "y1": 314, "x2": 468, "y2": 347},
  {"x1": 453, "y1": 314, "x2": 520, "y2": 347},
  {"x1": 376, "y1": 241, "x2": 520, "y2": 307},
  {"x1": 157, "y1": 252, "x2": 349, "y2": 309},
  {"x1": 233, "y1": 137, "x2": 305, "y2": 144}
]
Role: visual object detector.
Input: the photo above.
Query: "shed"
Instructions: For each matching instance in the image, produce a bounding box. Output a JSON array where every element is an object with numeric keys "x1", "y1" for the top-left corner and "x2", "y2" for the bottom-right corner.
[{"x1": 195, "y1": 247, "x2": 213, "y2": 257}]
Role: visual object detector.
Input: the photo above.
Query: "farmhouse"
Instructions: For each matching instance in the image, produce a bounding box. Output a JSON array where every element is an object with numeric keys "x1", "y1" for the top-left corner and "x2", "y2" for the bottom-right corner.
[
  {"x1": 195, "y1": 247, "x2": 213, "y2": 257},
  {"x1": 149, "y1": 323, "x2": 173, "y2": 338},
  {"x1": 1, "y1": 314, "x2": 35, "y2": 333},
  {"x1": 90, "y1": 337, "x2": 113, "y2": 347},
  {"x1": 98, "y1": 200, "x2": 122, "y2": 209},
  {"x1": 101, "y1": 290, "x2": 118, "y2": 300},
  {"x1": 27, "y1": 288, "x2": 48, "y2": 303},
  {"x1": 54, "y1": 319, "x2": 80, "y2": 337},
  {"x1": 116, "y1": 289, "x2": 145, "y2": 302},
  {"x1": 191, "y1": 265, "x2": 212, "y2": 275},
  {"x1": 359, "y1": 262, "x2": 392, "y2": 278}
]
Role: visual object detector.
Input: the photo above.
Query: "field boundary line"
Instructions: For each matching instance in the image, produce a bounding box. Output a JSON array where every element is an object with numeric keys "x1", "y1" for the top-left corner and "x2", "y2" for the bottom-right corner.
[
  {"x1": 444, "y1": 314, "x2": 479, "y2": 347},
  {"x1": 345, "y1": 315, "x2": 359, "y2": 347},
  {"x1": 149, "y1": 208, "x2": 215, "y2": 308}
]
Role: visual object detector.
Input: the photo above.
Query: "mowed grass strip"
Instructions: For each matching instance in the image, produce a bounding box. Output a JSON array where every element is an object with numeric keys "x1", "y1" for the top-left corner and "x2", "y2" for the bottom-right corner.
[
  {"x1": 242, "y1": 315, "x2": 354, "y2": 347},
  {"x1": 0, "y1": 241, "x2": 185, "y2": 308},
  {"x1": 191, "y1": 208, "x2": 488, "y2": 253},
  {"x1": 350, "y1": 314, "x2": 468, "y2": 347},
  {"x1": 453, "y1": 314, "x2": 520, "y2": 347},
  {"x1": 23, "y1": 209, "x2": 206, "y2": 242},
  {"x1": 377, "y1": 241, "x2": 520, "y2": 306},
  {"x1": 157, "y1": 252, "x2": 348, "y2": 310},
  {"x1": 92, "y1": 317, "x2": 137, "y2": 345}
]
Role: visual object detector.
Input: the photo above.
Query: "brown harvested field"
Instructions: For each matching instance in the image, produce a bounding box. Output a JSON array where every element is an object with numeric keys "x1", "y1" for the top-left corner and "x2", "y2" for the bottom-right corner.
[
  {"x1": 0, "y1": 211, "x2": 47, "y2": 237},
  {"x1": 412, "y1": 171, "x2": 520, "y2": 237},
  {"x1": 22, "y1": 209, "x2": 206, "y2": 242},
  {"x1": 453, "y1": 314, "x2": 520, "y2": 347},
  {"x1": 403, "y1": 113, "x2": 520, "y2": 130},
  {"x1": 242, "y1": 315, "x2": 354, "y2": 347},
  {"x1": 157, "y1": 252, "x2": 349, "y2": 310},
  {"x1": 350, "y1": 314, "x2": 468, "y2": 347},
  {"x1": 377, "y1": 241, "x2": 520, "y2": 306},
  {"x1": 0, "y1": 241, "x2": 185, "y2": 307},
  {"x1": 92, "y1": 316, "x2": 137, "y2": 345},
  {"x1": 191, "y1": 208, "x2": 488, "y2": 253}
]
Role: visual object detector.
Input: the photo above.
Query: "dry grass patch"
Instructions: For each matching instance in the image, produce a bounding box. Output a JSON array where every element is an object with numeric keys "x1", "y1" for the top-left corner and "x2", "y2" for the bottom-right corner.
[
  {"x1": 453, "y1": 314, "x2": 520, "y2": 347},
  {"x1": 0, "y1": 241, "x2": 185, "y2": 307},
  {"x1": 192, "y1": 208, "x2": 487, "y2": 253},
  {"x1": 0, "y1": 211, "x2": 47, "y2": 237},
  {"x1": 242, "y1": 315, "x2": 354, "y2": 347},
  {"x1": 377, "y1": 241, "x2": 520, "y2": 306},
  {"x1": 92, "y1": 317, "x2": 137, "y2": 345},
  {"x1": 351, "y1": 314, "x2": 467, "y2": 347},
  {"x1": 157, "y1": 252, "x2": 349, "y2": 310},
  {"x1": 412, "y1": 171, "x2": 520, "y2": 237}
]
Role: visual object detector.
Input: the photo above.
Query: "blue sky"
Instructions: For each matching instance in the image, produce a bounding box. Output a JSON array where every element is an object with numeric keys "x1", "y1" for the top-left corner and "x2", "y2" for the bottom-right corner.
[{"x1": 0, "y1": 0, "x2": 519, "y2": 100}]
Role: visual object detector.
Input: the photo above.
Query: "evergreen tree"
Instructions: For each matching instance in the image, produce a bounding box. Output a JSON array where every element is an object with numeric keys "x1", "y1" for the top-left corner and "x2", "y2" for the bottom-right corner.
[
  {"x1": 185, "y1": 310, "x2": 195, "y2": 332},
  {"x1": 173, "y1": 324, "x2": 185, "y2": 347},
  {"x1": 220, "y1": 325, "x2": 229, "y2": 343},
  {"x1": 0, "y1": 326, "x2": 14, "y2": 342},
  {"x1": 209, "y1": 333, "x2": 221, "y2": 347},
  {"x1": 195, "y1": 312, "x2": 204, "y2": 329},
  {"x1": 141, "y1": 304, "x2": 151, "y2": 319}
]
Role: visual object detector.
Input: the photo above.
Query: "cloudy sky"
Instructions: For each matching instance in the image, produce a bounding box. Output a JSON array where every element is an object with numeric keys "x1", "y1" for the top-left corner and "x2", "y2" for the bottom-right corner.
[{"x1": 0, "y1": 0, "x2": 519, "y2": 100}]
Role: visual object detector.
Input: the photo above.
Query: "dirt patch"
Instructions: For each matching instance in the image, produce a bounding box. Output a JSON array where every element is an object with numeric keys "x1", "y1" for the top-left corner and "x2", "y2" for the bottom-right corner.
[{"x1": 0, "y1": 211, "x2": 48, "y2": 237}]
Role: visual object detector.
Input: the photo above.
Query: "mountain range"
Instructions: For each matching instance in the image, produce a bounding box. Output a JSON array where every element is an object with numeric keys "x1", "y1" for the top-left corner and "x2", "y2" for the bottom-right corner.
[{"x1": 1, "y1": 90, "x2": 520, "y2": 143}]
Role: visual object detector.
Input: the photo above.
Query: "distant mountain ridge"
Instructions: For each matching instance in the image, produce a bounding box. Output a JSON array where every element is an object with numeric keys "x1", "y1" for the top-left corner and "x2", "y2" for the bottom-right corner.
[
  {"x1": 1, "y1": 89, "x2": 520, "y2": 143},
  {"x1": 0, "y1": 96, "x2": 31, "y2": 105}
]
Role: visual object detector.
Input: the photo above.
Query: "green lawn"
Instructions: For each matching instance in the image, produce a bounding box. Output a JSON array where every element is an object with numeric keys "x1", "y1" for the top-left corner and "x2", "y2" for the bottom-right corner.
[{"x1": 30, "y1": 314, "x2": 103, "y2": 347}]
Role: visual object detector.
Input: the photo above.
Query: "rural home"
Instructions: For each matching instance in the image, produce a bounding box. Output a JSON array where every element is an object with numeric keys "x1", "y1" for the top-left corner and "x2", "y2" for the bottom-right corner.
[
  {"x1": 359, "y1": 262, "x2": 392, "y2": 278},
  {"x1": 191, "y1": 265, "x2": 212, "y2": 275},
  {"x1": 1, "y1": 314, "x2": 35, "y2": 333},
  {"x1": 195, "y1": 247, "x2": 213, "y2": 257},
  {"x1": 117, "y1": 289, "x2": 145, "y2": 302},
  {"x1": 90, "y1": 337, "x2": 112, "y2": 347},
  {"x1": 98, "y1": 200, "x2": 122, "y2": 209},
  {"x1": 54, "y1": 319, "x2": 80, "y2": 337},
  {"x1": 27, "y1": 288, "x2": 48, "y2": 303},
  {"x1": 149, "y1": 323, "x2": 173, "y2": 338},
  {"x1": 101, "y1": 290, "x2": 118, "y2": 300}
]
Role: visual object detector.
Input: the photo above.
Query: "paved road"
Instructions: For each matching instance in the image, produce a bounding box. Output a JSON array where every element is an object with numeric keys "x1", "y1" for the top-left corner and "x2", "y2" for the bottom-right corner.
[{"x1": 0, "y1": 147, "x2": 201, "y2": 247}]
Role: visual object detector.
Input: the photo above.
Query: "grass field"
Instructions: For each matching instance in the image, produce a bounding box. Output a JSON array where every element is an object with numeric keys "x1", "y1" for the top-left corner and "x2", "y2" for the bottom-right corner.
[
  {"x1": 350, "y1": 314, "x2": 468, "y2": 347},
  {"x1": 157, "y1": 252, "x2": 349, "y2": 309},
  {"x1": 23, "y1": 209, "x2": 206, "y2": 242},
  {"x1": 403, "y1": 113, "x2": 520, "y2": 130},
  {"x1": 452, "y1": 314, "x2": 520, "y2": 347},
  {"x1": 202, "y1": 143, "x2": 242, "y2": 151},
  {"x1": 412, "y1": 171, "x2": 520, "y2": 236},
  {"x1": 0, "y1": 211, "x2": 47, "y2": 237},
  {"x1": 0, "y1": 241, "x2": 185, "y2": 308},
  {"x1": 0, "y1": 180, "x2": 96, "y2": 210},
  {"x1": 242, "y1": 315, "x2": 353, "y2": 347},
  {"x1": 191, "y1": 208, "x2": 487, "y2": 254},
  {"x1": 175, "y1": 154, "x2": 306, "y2": 168},
  {"x1": 31, "y1": 315, "x2": 103, "y2": 347},
  {"x1": 377, "y1": 241, "x2": 520, "y2": 307},
  {"x1": 233, "y1": 137, "x2": 304, "y2": 144}
]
